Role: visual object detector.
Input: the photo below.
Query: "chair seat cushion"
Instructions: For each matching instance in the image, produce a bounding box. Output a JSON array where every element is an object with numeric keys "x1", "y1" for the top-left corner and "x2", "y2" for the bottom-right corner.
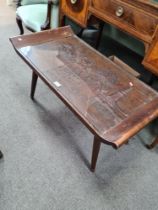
[{"x1": 16, "y1": 4, "x2": 47, "y2": 32}]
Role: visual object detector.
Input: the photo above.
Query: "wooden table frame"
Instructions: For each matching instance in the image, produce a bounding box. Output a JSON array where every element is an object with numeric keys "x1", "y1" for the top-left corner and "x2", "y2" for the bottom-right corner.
[
  {"x1": 30, "y1": 69, "x2": 105, "y2": 171},
  {"x1": 10, "y1": 26, "x2": 158, "y2": 171}
]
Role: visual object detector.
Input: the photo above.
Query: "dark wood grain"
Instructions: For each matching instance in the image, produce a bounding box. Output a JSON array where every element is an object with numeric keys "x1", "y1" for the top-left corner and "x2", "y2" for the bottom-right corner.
[
  {"x1": 60, "y1": 0, "x2": 158, "y2": 76},
  {"x1": 143, "y1": 33, "x2": 158, "y2": 76},
  {"x1": 60, "y1": 0, "x2": 90, "y2": 27},
  {"x1": 89, "y1": 0, "x2": 158, "y2": 44},
  {"x1": 10, "y1": 26, "x2": 158, "y2": 171}
]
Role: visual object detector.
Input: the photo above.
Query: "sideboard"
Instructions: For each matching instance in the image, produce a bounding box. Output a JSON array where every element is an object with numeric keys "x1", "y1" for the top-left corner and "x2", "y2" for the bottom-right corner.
[{"x1": 60, "y1": 0, "x2": 158, "y2": 76}]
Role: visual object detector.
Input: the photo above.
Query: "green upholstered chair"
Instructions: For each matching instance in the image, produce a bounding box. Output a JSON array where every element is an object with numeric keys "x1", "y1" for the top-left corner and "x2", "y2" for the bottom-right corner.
[{"x1": 16, "y1": 0, "x2": 59, "y2": 34}]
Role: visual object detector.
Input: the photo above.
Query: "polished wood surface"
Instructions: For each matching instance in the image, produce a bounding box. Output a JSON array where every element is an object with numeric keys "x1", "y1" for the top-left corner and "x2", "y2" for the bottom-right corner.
[
  {"x1": 60, "y1": 0, "x2": 158, "y2": 76},
  {"x1": 143, "y1": 33, "x2": 158, "y2": 76},
  {"x1": 60, "y1": 0, "x2": 90, "y2": 27},
  {"x1": 127, "y1": 0, "x2": 158, "y2": 12},
  {"x1": 89, "y1": 0, "x2": 158, "y2": 43},
  {"x1": 10, "y1": 26, "x2": 158, "y2": 170}
]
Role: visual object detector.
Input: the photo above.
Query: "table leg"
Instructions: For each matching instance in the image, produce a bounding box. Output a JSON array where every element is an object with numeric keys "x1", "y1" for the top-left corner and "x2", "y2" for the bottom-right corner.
[
  {"x1": 30, "y1": 71, "x2": 38, "y2": 100},
  {"x1": 146, "y1": 136, "x2": 158, "y2": 149},
  {"x1": 0, "y1": 150, "x2": 3, "y2": 159},
  {"x1": 91, "y1": 136, "x2": 101, "y2": 172}
]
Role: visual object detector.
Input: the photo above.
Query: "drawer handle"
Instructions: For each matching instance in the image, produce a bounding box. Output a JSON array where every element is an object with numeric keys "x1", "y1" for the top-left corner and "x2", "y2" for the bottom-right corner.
[
  {"x1": 115, "y1": 6, "x2": 124, "y2": 17},
  {"x1": 70, "y1": 0, "x2": 78, "y2": 4}
]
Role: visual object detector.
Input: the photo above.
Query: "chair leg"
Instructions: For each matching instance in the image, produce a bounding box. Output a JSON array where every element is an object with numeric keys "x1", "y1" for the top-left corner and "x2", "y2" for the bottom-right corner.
[
  {"x1": 30, "y1": 71, "x2": 38, "y2": 100},
  {"x1": 16, "y1": 16, "x2": 24, "y2": 35},
  {"x1": 146, "y1": 136, "x2": 158, "y2": 149},
  {"x1": 91, "y1": 136, "x2": 101, "y2": 172}
]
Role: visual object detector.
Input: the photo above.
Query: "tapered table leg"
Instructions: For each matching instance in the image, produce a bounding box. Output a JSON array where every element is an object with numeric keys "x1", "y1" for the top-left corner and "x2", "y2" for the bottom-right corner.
[
  {"x1": 30, "y1": 71, "x2": 38, "y2": 100},
  {"x1": 91, "y1": 136, "x2": 101, "y2": 172},
  {"x1": 146, "y1": 136, "x2": 158, "y2": 149},
  {"x1": 0, "y1": 150, "x2": 3, "y2": 159}
]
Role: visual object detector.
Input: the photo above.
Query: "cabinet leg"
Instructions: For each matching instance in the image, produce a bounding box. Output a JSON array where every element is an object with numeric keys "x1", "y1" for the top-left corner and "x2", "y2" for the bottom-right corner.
[
  {"x1": 148, "y1": 74, "x2": 156, "y2": 86},
  {"x1": 77, "y1": 28, "x2": 84, "y2": 38},
  {"x1": 91, "y1": 136, "x2": 101, "y2": 172},
  {"x1": 30, "y1": 71, "x2": 38, "y2": 100},
  {"x1": 95, "y1": 21, "x2": 104, "y2": 49},
  {"x1": 60, "y1": 14, "x2": 66, "y2": 27},
  {"x1": 146, "y1": 136, "x2": 158, "y2": 149}
]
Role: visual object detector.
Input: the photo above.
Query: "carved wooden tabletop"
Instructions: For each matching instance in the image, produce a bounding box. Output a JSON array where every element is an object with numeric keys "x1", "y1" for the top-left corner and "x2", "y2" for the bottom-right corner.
[{"x1": 10, "y1": 26, "x2": 158, "y2": 171}]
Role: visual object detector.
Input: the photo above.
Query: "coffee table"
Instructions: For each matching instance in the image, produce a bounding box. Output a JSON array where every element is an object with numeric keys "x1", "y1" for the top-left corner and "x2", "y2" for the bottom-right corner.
[{"x1": 10, "y1": 26, "x2": 158, "y2": 171}]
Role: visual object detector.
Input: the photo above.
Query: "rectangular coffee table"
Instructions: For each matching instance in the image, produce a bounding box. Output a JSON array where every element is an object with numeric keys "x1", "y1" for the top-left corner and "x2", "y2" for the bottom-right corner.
[{"x1": 10, "y1": 26, "x2": 158, "y2": 171}]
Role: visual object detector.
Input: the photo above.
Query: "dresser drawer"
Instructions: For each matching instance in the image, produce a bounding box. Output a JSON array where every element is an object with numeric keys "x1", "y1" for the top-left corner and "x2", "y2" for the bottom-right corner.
[{"x1": 91, "y1": 0, "x2": 158, "y2": 43}]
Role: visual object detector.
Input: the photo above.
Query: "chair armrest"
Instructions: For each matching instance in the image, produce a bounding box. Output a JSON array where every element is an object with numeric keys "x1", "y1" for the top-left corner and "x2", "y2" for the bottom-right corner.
[
  {"x1": 41, "y1": 0, "x2": 59, "y2": 30},
  {"x1": 41, "y1": 0, "x2": 52, "y2": 30}
]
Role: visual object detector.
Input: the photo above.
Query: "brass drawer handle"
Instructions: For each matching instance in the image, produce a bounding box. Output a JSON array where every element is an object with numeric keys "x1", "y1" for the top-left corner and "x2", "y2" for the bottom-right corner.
[
  {"x1": 70, "y1": 0, "x2": 78, "y2": 4},
  {"x1": 115, "y1": 6, "x2": 124, "y2": 17}
]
